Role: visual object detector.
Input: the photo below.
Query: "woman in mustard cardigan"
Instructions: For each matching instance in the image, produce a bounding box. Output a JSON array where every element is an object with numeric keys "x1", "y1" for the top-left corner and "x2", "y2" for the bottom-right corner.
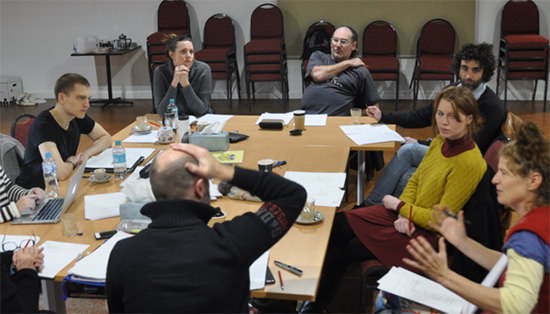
[{"x1": 300, "y1": 86, "x2": 487, "y2": 313}]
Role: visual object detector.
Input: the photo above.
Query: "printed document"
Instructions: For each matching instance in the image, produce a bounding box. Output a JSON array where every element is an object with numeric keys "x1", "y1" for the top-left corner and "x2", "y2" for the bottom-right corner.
[
  {"x1": 84, "y1": 192, "x2": 126, "y2": 220},
  {"x1": 340, "y1": 124, "x2": 405, "y2": 145},
  {"x1": 284, "y1": 172, "x2": 346, "y2": 207},
  {"x1": 39, "y1": 241, "x2": 89, "y2": 279}
]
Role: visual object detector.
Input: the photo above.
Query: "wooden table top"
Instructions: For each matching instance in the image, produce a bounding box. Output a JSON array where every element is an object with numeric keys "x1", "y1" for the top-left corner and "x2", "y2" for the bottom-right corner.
[{"x1": 0, "y1": 114, "x2": 399, "y2": 301}]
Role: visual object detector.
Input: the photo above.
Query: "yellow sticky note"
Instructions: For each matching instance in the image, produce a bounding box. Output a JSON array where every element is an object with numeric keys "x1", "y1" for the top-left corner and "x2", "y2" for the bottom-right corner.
[{"x1": 211, "y1": 150, "x2": 244, "y2": 164}]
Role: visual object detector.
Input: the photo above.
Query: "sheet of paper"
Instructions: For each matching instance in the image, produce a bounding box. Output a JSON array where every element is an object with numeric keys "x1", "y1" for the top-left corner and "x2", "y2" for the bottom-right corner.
[
  {"x1": 378, "y1": 267, "x2": 471, "y2": 314},
  {"x1": 69, "y1": 231, "x2": 133, "y2": 281},
  {"x1": 283, "y1": 172, "x2": 346, "y2": 207},
  {"x1": 255, "y1": 112, "x2": 294, "y2": 126},
  {"x1": 84, "y1": 192, "x2": 126, "y2": 220},
  {"x1": 39, "y1": 241, "x2": 89, "y2": 279},
  {"x1": 196, "y1": 114, "x2": 234, "y2": 125},
  {"x1": 211, "y1": 150, "x2": 244, "y2": 164},
  {"x1": 86, "y1": 148, "x2": 155, "y2": 169},
  {"x1": 209, "y1": 180, "x2": 222, "y2": 200},
  {"x1": 340, "y1": 124, "x2": 405, "y2": 145},
  {"x1": 123, "y1": 130, "x2": 159, "y2": 143},
  {"x1": 0, "y1": 234, "x2": 41, "y2": 253},
  {"x1": 305, "y1": 114, "x2": 328, "y2": 126},
  {"x1": 120, "y1": 166, "x2": 144, "y2": 187},
  {"x1": 249, "y1": 251, "x2": 270, "y2": 290}
]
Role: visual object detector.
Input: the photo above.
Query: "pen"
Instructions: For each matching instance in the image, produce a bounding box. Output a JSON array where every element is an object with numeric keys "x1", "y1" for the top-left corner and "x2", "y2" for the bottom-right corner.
[
  {"x1": 408, "y1": 204, "x2": 413, "y2": 234},
  {"x1": 274, "y1": 260, "x2": 303, "y2": 276},
  {"x1": 273, "y1": 160, "x2": 287, "y2": 168},
  {"x1": 148, "y1": 121, "x2": 161, "y2": 128},
  {"x1": 278, "y1": 270, "x2": 284, "y2": 291},
  {"x1": 128, "y1": 156, "x2": 145, "y2": 173},
  {"x1": 443, "y1": 210, "x2": 472, "y2": 225}
]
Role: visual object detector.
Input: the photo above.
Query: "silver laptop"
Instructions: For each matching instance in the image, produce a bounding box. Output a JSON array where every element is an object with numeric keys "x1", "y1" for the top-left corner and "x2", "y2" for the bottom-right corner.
[{"x1": 12, "y1": 158, "x2": 87, "y2": 224}]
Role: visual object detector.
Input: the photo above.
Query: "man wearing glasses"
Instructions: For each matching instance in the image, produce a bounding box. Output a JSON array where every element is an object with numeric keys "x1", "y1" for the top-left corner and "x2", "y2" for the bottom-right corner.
[{"x1": 301, "y1": 26, "x2": 380, "y2": 116}]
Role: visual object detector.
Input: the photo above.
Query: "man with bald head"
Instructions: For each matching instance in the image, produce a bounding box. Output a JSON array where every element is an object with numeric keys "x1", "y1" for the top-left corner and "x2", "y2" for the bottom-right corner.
[
  {"x1": 106, "y1": 144, "x2": 306, "y2": 313},
  {"x1": 301, "y1": 26, "x2": 381, "y2": 116}
]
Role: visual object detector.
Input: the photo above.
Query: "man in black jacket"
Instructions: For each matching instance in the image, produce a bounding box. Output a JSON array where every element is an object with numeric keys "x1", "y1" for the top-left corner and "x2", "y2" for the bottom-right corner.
[
  {"x1": 106, "y1": 144, "x2": 307, "y2": 313},
  {"x1": 364, "y1": 43, "x2": 505, "y2": 205}
]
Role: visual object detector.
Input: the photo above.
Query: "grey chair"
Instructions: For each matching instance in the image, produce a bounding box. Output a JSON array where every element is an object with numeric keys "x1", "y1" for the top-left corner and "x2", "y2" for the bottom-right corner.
[{"x1": 0, "y1": 133, "x2": 25, "y2": 181}]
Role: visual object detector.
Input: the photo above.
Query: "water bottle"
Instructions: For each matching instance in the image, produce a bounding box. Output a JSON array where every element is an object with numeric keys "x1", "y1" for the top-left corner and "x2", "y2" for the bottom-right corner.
[
  {"x1": 179, "y1": 115, "x2": 190, "y2": 143},
  {"x1": 112, "y1": 140, "x2": 127, "y2": 180},
  {"x1": 165, "y1": 98, "x2": 178, "y2": 131},
  {"x1": 42, "y1": 152, "x2": 59, "y2": 198}
]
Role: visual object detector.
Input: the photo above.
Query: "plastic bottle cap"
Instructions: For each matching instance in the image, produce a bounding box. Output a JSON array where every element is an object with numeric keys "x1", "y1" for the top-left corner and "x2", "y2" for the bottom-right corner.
[
  {"x1": 169, "y1": 98, "x2": 174, "y2": 103},
  {"x1": 45, "y1": 152, "x2": 52, "y2": 158},
  {"x1": 115, "y1": 140, "x2": 121, "y2": 145}
]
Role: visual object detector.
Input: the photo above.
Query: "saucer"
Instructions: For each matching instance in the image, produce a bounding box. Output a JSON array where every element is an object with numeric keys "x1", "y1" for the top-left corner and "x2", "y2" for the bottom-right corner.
[
  {"x1": 89, "y1": 173, "x2": 112, "y2": 183},
  {"x1": 132, "y1": 125, "x2": 152, "y2": 134},
  {"x1": 296, "y1": 211, "x2": 324, "y2": 225}
]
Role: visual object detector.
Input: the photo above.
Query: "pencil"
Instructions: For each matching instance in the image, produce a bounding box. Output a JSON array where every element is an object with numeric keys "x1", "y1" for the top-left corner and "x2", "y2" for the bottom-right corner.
[
  {"x1": 23, "y1": 239, "x2": 32, "y2": 248},
  {"x1": 408, "y1": 204, "x2": 413, "y2": 233},
  {"x1": 278, "y1": 270, "x2": 284, "y2": 291}
]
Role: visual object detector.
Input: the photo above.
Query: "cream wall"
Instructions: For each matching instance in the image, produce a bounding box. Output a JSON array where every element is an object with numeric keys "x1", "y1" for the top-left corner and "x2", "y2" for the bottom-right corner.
[{"x1": 0, "y1": 0, "x2": 548, "y2": 102}]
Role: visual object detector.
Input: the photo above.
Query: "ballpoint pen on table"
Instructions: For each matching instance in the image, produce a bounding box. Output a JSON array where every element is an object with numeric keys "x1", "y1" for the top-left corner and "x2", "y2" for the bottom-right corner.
[
  {"x1": 274, "y1": 260, "x2": 303, "y2": 276},
  {"x1": 278, "y1": 270, "x2": 284, "y2": 291}
]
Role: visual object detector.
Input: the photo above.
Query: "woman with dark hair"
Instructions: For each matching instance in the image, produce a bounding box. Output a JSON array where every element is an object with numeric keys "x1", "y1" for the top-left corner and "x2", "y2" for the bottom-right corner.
[
  {"x1": 404, "y1": 121, "x2": 549, "y2": 313},
  {"x1": 153, "y1": 34, "x2": 213, "y2": 117},
  {"x1": 301, "y1": 86, "x2": 487, "y2": 312}
]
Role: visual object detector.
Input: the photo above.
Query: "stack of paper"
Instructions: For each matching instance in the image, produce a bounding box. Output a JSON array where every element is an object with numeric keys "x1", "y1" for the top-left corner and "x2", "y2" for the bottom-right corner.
[
  {"x1": 39, "y1": 241, "x2": 89, "y2": 279},
  {"x1": 340, "y1": 124, "x2": 405, "y2": 145},
  {"x1": 84, "y1": 192, "x2": 127, "y2": 220},
  {"x1": 69, "y1": 231, "x2": 133, "y2": 282},
  {"x1": 283, "y1": 172, "x2": 346, "y2": 207}
]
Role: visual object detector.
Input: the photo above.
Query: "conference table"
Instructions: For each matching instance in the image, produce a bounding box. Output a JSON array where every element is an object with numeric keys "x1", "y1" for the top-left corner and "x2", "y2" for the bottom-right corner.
[{"x1": 0, "y1": 114, "x2": 399, "y2": 312}]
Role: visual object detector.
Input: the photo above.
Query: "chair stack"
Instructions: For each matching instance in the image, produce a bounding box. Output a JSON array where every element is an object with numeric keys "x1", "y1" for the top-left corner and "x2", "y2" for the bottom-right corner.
[
  {"x1": 362, "y1": 21, "x2": 400, "y2": 111},
  {"x1": 194, "y1": 14, "x2": 241, "y2": 107},
  {"x1": 146, "y1": 0, "x2": 190, "y2": 113},
  {"x1": 410, "y1": 18, "x2": 455, "y2": 109},
  {"x1": 496, "y1": 0, "x2": 549, "y2": 111},
  {"x1": 243, "y1": 3, "x2": 288, "y2": 108}
]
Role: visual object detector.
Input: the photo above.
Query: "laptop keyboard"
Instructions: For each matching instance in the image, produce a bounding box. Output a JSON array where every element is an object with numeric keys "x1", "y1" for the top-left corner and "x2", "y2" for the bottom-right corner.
[{"x1": 33, "y1": 198, "x2": 64, "y2": 221}]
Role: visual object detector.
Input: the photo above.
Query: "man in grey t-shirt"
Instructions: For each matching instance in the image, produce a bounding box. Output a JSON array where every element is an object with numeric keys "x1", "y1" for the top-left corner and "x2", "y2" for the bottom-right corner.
[{"x1": 301, "y1": 26, "x2": 380, "y2": 116}]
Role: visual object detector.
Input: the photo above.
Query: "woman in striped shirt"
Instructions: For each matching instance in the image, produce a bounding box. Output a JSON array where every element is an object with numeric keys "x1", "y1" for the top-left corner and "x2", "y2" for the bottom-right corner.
[{"x1": 0, "y1": 166, "x2": 45, "y2": 223}]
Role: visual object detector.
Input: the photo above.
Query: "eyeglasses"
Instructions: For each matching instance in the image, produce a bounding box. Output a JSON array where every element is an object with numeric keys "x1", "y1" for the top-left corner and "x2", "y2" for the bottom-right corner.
[
  {"x1": 331, "y1": 37, "x2": 351, "y2": 45},
  {"x1": 1, "y1": 232, "x2": 37, "y2": 252}
]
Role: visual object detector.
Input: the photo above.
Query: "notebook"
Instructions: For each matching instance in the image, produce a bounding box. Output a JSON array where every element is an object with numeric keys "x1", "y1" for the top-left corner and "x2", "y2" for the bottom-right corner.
[{"x1": 11, "y1": 158, "x2": 87, "y2": 225}]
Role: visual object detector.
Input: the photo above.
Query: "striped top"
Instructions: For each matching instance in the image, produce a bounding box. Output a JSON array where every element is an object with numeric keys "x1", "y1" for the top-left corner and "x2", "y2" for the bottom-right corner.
[{"x1": 0, "y1": 165, "x2": 28, "y2": 223}]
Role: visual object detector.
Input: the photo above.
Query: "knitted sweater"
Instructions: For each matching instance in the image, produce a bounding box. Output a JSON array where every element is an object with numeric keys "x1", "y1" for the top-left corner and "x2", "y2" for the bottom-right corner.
[
  {"x1": 0, "y1": 166, "x2": 27, "y2": 223},
  {"x1": 397, "y1": 135, "x2": 486, "y2": 230},
  {"x1": 106, "y1": 167, "x2": 306, "y2": 313}
]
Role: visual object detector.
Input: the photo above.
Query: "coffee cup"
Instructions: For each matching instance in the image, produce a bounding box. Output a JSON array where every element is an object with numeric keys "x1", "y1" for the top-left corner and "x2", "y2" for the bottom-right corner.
[
  {"x1": 93, "y1": 168, "x2": 108, "y2": 180},
  {"x1": 257, "y1": 159, "x2": 274, "y2": 173},
  {"x1": 293, "y1": 110, "x2": 305, "y2": 130},
  {"x1": 136, "y1": 116, "x2": 148, "y2": 130},
  {"x1": 350, "y1": 108, "x2": 362, "y2": 124}
]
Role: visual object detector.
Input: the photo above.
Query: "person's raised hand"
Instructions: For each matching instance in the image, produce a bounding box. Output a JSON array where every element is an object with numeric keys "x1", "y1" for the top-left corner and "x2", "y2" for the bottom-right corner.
[
  {"x1": 429, "y1": 205, "x2": 468, "y2": 247},
  {"x1": 170, "y1": 143, "x2": 234, "y2": 181},
  {"x1": 403, "y1": 236, "x2": 450, "y2": 283}
]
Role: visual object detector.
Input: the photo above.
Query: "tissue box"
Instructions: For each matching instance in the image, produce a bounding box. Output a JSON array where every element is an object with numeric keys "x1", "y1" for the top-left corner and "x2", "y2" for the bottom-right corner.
[{"x1": 190, "y1": 131, "x2": 229, "y2": 151}]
